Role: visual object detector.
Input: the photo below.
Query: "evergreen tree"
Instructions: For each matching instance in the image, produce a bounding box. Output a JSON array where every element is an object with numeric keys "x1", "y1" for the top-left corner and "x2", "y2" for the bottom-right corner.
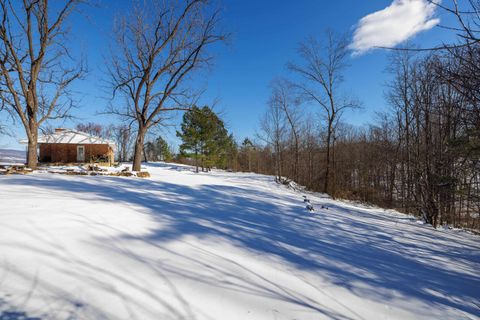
[
  {"x1": 177, "y1": 106, "x2": 204, "y2": 172},
  {"x1": 144, "y1": 136, "x2": 173, "y2": 162},
  {"x1": 177, "y1": 106, "x2": 232, "y2": 172}
]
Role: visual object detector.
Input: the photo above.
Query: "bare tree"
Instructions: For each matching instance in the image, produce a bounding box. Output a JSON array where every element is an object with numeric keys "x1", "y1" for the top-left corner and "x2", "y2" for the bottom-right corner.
[
  {"x1": 76, "y1": 122, "x2": 108, "y2": 138},
  {"x1": 110, "y1": 124, "x2": 133, "y2": 162},
  {"x1": 269, "y1": 78, "x2": 301, "y2": 182},
  {"x1": 258, "y1": 96, "x2": 287, "y2": 182},
  {"x1": 0, "y1": 0, "x2": 86, "y2": 169},
  {"x1": 107, "y1": 0, "x2": 225, "y2": 171},
  {"x1": 288, "y1": 30, "x2": 359, "y2": 196},
  {"x1": 386, "y1": 50, "x2": 417, "y2": 212},
  {"x1": 300, "y1": 115, "x2": 319, "y2": 189}
]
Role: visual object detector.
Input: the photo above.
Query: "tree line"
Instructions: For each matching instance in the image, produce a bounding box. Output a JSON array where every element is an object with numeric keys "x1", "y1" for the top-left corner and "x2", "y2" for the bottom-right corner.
[
  {"x1": 227, "y1": 2, "x2": 480, "y2": 231},
  {"x1": 232, "y1": 45, "x2": 479, "y2": 231}
]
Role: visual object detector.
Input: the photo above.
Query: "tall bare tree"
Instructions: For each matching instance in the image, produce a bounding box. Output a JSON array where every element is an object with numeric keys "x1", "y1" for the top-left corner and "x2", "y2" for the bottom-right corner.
[
  {"x1": 108, "y1": 0, "x2": 225, "y2": 171},
  {"x1": 0, "y1": 0, "x2": 86, "y2": 169},
  {"x1": 288, "y1": 30, "x2": 359, "y2": 196},
  {"x1": 386, "y1": 50, "x2": 417, "y2": 212},
  {"x1": 258, "y1": 97, "x2": 287, "y2": 182},
  {"x1": 76, "y1": 122, "x2": 108, "y2": 138},
  {"x1": 269, "y1": 78, "x2": 300, "y2": 182},
  {"x1": 110, "y1": 124, "x2": 133, "y2": 162}
]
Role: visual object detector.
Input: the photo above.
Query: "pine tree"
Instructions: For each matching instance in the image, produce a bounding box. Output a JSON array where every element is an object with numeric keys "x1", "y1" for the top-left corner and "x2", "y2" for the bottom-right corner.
[
  {"x1": 177, "y1": 106, "x2": 204, "y2": 172},
  {"x1": 144, "y1": 136, "x2": 173, "y2": 162},
  {"x1": 177, "y1": 106, "x2": 232, "y2": 172}
]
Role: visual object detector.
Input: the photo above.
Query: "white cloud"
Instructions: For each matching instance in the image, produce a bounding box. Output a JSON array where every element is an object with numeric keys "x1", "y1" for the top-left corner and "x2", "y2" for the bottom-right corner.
[{"x1": 350, "y1": 0, "x2": 440, "y2": 55}]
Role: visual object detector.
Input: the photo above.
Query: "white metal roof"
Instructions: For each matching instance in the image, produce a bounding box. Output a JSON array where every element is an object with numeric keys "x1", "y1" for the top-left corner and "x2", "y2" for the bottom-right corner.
[{"x1": 20, "y1": 130, "x2": 116, "y2": 149}]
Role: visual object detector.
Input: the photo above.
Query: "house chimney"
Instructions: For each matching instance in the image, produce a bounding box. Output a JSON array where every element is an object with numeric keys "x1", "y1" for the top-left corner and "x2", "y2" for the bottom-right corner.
[{"x1": 55, "y1": 128, "x2": 66, "y2": 133}]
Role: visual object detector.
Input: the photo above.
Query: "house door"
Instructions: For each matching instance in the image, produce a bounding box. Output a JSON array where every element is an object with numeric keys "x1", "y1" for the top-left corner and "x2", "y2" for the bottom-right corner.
[{"x1": 77, "y1": 146, "x2": 85, "y2": 162}]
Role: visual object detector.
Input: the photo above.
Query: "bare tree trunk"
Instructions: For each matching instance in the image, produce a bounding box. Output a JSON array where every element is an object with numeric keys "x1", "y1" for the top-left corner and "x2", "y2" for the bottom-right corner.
[
  {"x1": 27, "y1": 142, "x2": 38, "y2": 168},
  {"x1": 143, "y1": 144, "x2": 148, "y2": 163},
  {"x1": 122, "y1": 145, "x2": 128, "y2": 162},
  {"x1": 294, "y1": 136, "x2": 299, "y2": 182},
  {"x1": 324, "y1": 121, "x2": 333, "y2": 194},
  {"x1": 331, "y1": 133, "x2": 337, "y2": 198},
  {"x1": 26, "y1": 119, "x2": 38, "y2": 169},
  {"x1": 27, "y1": 140, "x2": 38, "y2": 169},
  {"x1": 132, "y1": 127, "x2": 146, "y2": 171},
  {"x1": 195, "y1": 148, "x2": 199, "y2": 173}
]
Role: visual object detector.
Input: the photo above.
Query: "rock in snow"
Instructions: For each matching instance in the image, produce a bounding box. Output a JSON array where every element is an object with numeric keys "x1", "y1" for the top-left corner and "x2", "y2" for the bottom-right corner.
[{"x1": 0, "y1": 162, "x2": 479, "y2": 320}]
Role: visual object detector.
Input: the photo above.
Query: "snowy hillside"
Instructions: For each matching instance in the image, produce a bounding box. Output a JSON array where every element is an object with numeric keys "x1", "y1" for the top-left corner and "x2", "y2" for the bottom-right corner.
[
  {"x1": 0, "y1": 163, "x2": 479, "y2": 320},
  {"x1": 0, "y1": 148, "x2": 25, "y2": 164}
]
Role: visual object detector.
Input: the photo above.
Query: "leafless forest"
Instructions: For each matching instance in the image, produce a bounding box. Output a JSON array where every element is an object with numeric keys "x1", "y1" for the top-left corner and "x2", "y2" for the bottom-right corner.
[{"x1": 229, "y1": 3, "x2": 480, "y2": 231}]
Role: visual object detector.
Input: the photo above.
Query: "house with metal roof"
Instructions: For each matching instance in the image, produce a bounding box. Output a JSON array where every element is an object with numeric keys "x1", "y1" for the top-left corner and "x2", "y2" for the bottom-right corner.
[{"x1": 21, "y1": 128, "x2": 116, "y2": 165}]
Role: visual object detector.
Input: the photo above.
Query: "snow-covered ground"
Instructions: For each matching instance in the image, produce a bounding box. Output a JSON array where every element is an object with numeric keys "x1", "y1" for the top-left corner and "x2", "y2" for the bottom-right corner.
[
  {"x1": 0, "y1": 148, "x2": 25, "y2": 165},
  {"x1": 0, "y1": 163, "x2": 479, "y2": 320}
]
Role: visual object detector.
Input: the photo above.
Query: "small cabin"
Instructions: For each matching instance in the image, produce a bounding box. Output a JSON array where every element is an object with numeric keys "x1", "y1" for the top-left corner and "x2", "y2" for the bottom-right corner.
[{"x1": 23, "y1": 129, "x2": 116, "y2": 166}]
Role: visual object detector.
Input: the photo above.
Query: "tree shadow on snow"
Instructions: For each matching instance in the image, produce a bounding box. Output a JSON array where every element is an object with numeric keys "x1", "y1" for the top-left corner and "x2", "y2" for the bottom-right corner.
[
  {"x1": 0, "y1": 311, "x2": 41, "y2": 320},
  {"x1": 0, "y1": 297, "x2": 41, "y2": 320},
  {"x1": 3, "y1": 174, "x2": 480, "y2": 318}
]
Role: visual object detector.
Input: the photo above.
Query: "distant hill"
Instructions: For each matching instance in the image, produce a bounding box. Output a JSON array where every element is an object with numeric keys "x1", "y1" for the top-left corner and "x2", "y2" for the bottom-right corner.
[{"x1": 0, "y1": 148, "x2": 26, "y2": 164}]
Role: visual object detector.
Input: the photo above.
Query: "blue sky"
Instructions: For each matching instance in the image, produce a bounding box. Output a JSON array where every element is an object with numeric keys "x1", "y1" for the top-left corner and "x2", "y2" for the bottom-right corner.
[{"x1": 0, "y1": 0, "x2": 456, "y2": 150}]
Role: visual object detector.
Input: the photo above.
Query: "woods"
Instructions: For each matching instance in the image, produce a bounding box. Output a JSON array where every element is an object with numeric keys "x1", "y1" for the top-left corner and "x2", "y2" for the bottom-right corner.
[
  {"x1": 237, "y1": 53, "x2": 478, "y2": 230},
  {"x1": 230, "y1": 12, "x2": 480, "y2": 230}
]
